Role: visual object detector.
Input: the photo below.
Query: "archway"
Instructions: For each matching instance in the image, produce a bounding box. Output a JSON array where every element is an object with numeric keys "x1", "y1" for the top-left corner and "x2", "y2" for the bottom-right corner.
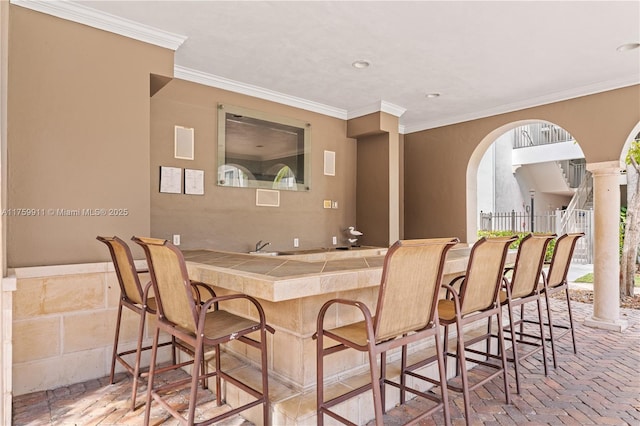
[
  {"x1": 467, "y1": 120, "x2": 588, "y2": 243},
  {"x1": 473, "y1": 121, "x2": 589, "y2": 257}
]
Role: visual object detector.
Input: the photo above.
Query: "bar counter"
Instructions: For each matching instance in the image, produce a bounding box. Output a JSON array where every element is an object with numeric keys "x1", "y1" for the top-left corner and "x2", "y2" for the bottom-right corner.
[
  {"x1": 183, "y1": 245, "x2": 485, "y2": 392},
  {"x1": 183, "y1": 245, "x2": 474, "y2": 302}
]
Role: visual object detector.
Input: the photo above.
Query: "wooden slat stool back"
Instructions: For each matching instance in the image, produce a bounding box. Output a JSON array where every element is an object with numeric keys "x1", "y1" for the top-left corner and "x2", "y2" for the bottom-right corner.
[
  {"x1": 133, "y1": 236, "x2": 273, "y2": 426},
  {"x1": 316, "y1": 237, "x2": 459, "y2": 426}
]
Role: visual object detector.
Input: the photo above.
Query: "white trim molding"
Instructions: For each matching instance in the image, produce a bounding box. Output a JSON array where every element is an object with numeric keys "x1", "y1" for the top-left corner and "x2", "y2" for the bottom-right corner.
[
  {"x1": 10, "y1": 0, "x2": 187, "y2": 50},
  {"x1": 404, "y1": 75, "x2": 640, "y2": 134},
  {"x1": 175, "y1": 66, "x2": 348, "y2": 120},
  {"x1": 12, "y1": 0, "x2": 411, "y2": 133},
  {"x1": 347, "y1": 100, "x2": 407, "y2": 120}
]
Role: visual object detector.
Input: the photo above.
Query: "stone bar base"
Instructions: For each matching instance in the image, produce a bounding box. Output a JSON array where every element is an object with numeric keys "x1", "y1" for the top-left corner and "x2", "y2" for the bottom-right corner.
[{"x1": 218, "y1": 326, "x2": 499, "y2": 426}]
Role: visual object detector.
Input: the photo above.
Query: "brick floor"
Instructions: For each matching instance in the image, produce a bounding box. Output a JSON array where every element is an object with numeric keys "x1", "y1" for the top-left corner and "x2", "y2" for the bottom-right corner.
[
  {"x1": 12, "y1": 298, "x2": 640, "y2": 425},
  {"x1": 369, "y1": 299, "x2": 640, "y2": 426}
]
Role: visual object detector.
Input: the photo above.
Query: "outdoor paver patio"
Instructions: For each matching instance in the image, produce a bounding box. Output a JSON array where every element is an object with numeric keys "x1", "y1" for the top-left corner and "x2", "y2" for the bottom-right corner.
[{"x1": 12, "y1": 297, "x2": 639, "y2": 425}]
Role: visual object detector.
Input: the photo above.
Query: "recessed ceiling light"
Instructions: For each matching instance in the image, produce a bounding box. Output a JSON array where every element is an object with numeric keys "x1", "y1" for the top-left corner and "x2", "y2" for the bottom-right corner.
[
  {"x1": 616, "y1": 42, "x2": 640, "y2": 52},
  {"x1": 352, "y1": 60, "x2": 370, "y2": 69},
  {"x1": 425, "y1": 93, "x2": 441, "y2": 98}
]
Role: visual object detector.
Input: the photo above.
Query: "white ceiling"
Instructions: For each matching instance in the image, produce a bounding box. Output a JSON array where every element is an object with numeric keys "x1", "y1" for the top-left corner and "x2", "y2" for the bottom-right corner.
[{"x1": 26, "y1": 1, "x2": 640, "y2": 133}]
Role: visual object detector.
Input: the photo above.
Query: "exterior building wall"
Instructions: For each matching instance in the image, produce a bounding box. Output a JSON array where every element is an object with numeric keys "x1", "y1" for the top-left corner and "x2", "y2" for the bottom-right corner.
[
  {"x1": 405, "y1": 84, "x2": 640, "y2": 242},
  {"x1": 476, "y1": 142, "x2": 495, "y2": 214},
  {"x1": 478, "y1": 129, "x2": 575, "y2": 228}
]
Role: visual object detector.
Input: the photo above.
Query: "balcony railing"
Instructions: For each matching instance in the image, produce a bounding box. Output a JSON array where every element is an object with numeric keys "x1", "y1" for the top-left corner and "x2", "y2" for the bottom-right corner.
[{"x1": 513, "y1": 123, "x2": 574, "y2": 149}]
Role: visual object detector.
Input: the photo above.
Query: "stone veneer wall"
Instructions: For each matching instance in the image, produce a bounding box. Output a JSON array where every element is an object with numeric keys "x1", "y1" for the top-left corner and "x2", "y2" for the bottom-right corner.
[
  {"x1": 1, "y1": 280, "x2": 14, "y2": 426},
  {"x1": 10, "y1": 262, "x2": 171, "y2": 395}
]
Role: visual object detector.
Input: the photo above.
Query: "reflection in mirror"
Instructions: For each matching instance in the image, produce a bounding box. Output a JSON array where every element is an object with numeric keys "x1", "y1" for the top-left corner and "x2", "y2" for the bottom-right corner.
[{"x1": 217, "y1": 104, "x2": 311, "y2": 191}]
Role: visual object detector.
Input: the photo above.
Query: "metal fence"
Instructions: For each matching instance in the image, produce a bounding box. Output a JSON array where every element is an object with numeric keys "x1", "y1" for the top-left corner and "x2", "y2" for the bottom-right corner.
[
  {"x1": 479, "y1": 210, "x2": 557, "y2": 233},
  {"x1": 479, "y1": 209, "x2": 593, "y2": 264}
]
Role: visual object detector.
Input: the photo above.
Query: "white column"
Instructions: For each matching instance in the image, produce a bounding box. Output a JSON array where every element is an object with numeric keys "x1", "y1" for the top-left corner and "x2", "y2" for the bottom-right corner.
[{"x1": 584, "y1": 161, "x2": 628, "y2": 331}]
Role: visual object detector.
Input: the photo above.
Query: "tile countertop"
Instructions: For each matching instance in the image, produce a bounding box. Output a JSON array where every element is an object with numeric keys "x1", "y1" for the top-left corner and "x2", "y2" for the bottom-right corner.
[{"x1": 182, "y1": 246, "x2": 476, "y2": 303}]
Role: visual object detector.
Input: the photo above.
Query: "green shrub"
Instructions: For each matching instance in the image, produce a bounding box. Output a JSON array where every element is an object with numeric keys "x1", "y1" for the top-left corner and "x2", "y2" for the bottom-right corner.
[{"x1": 477, "y1": 230, "x2": 556, "y2": 262}]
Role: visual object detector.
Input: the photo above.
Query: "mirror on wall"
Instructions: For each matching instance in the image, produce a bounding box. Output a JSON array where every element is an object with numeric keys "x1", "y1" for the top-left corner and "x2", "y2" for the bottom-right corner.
[{"x1": 217, "y1": 104, "x2": 311, "y2": 191}]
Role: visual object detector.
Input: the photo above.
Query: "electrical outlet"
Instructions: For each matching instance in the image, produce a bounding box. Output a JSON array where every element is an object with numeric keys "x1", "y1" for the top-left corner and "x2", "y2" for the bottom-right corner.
[
  {"x1": 332, "y1": 236, "x2": 337, "y2": 245},
  {"x1": 293, "y1": 238, "x2": 299, "y2": 248},
  {"x1": 332, "y1": 201, "x2": 338, "y2": 209},
  {"x1": 173, "y1": 234, "x2": 180, "y2": 245}
]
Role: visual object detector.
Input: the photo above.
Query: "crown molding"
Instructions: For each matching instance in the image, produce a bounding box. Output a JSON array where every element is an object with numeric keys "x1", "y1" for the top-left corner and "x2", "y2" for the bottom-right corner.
[
  {"x1": 10, "y1": 0, "x2": 187, "y2": 50},
  {"x1": 403, "y1": 75, "x2": 640, "y2": 134},
  {"x1": 176, "y1": 65, "x2": 409, "y2": 133},
  {"x1": 380, "y1": 101, "x2": 407, "y2": 118},
  {"x1": 347, "y1": 100, "x2": 407, "y2": 120},
  {"x1": 174, "y1": 66, "x2": 348, "y2": 120}
]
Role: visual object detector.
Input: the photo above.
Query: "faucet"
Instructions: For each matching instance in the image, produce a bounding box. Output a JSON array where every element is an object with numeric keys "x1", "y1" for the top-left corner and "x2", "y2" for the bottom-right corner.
[{"x1": 255, "y1": 240, "x2": 271, "y2": 252}]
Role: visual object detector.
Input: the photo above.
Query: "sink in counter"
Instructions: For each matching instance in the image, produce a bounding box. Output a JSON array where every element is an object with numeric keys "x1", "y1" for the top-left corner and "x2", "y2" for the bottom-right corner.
[
  {"x1": 247, "y1": 251, "x2": 279, "y2": 256},
  {"x1": 261, "y1": 246, "x2": 387, "y2": 262}
]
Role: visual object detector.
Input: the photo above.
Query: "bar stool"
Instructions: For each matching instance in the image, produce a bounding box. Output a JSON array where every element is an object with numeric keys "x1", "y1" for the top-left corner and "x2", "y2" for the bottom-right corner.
[
  {"x1": 435, "y1": 236, "x2": 516, "y2": 426},
  {"x1": 532, "y1": 233, "x2": 584, "y2": 368},
  {"x1": 498, "y1": 233, "x2": 555, "y2": 394},
  {"x1": 97, "y1": 236, "x2": 177, "y2": 410},
  {"x1": 133, "y1": 236, "x2": 274, "y2": 426},
  {"x1": 316, "y1": 238, "x2": 458, "y2": 426},
  {"x1": 97, "y1": 236, "x2": 210, "y2": 410}
]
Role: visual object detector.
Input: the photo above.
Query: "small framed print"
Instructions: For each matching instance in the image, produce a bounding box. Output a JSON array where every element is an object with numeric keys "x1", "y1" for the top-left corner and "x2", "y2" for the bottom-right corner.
[
  {"x1": 256, "y1": 189, "x2": 280, "y2": 207},
  {"x1": 174, "y1": 126, "x2": 194, "y2": 160},
  {"x1": 159, "y1": 166, "x2": 182, "y2": 194},
  {"x1": 324, "y1": 150, "x2": 335, "y2": 176},
  {"x1": 184, "y1": 169, "x2": 204, "y2": 195}
]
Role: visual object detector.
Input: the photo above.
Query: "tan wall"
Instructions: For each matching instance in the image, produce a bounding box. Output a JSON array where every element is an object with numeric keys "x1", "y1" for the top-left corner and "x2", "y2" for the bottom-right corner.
[
  {"x1": 348, "y1": 112, "x2": 401, "y2": 247},
  {"x1": 7, "y1": 6, "x2": 174, "y2": 267},
  {"x1": 404, "y1": 85, "x2": 640, "y2": 242},
  {"x1": 150, "y1": 79, "x2": 357, "y2": 252},
  {"x1": 356, "y1": 133, "x2": 390, "y2": 247}
]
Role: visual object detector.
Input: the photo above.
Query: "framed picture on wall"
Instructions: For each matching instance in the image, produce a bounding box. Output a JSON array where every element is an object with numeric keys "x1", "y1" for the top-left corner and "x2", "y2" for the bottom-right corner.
[
  {"x1": 174, "y1": 125, "x2": 195, "y2": 160},
  {"x1": 324, "y1": 150, "x2": 335, "y2": 176},
  {"x1": 159, "y1": 166, "x2": 182, "y2": 194},
  {"x1": 184, "y1": 168, "x2": 204, "y2": 195}
]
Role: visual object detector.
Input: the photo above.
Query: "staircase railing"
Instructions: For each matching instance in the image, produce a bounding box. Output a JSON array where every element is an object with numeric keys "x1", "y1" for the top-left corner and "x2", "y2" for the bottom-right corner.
[
  {"x1": 558, "y1": 170, "x2": 592, "y2": 235},
  {"x1": 557, "y1": 159, "x2": 586, "y2": 188}
]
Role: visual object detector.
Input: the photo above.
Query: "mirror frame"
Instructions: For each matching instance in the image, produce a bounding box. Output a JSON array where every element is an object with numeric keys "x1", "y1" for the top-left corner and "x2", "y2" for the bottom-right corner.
[{"x1": 217, "y1": 103, "x2": 311, "y2": 191}]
